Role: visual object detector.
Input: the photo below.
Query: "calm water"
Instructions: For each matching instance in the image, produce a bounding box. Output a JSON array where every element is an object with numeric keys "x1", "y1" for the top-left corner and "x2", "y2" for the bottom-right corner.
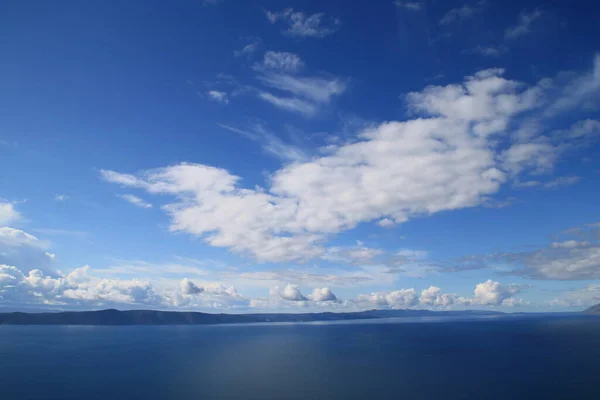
[{"x1": 1, "y1": 315, "x2": 599, "y2": 399}]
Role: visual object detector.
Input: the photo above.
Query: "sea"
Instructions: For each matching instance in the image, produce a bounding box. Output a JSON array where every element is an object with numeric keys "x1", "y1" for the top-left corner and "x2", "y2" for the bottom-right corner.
[{"x1": 1, "y1": 314, "x2": 599, "y2": 399}]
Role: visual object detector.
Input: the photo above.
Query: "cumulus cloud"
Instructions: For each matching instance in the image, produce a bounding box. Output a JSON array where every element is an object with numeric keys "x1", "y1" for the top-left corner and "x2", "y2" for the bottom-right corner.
[
  {"x1": 351, "y1": 280, "x2": 525, "y2": 310},
  {"x1": 473, "y1": 280, "x2": 524, "y2": 305},
  {"x1": 118, "y1": 194, "x2": 152, "y2": 209},
  {"x1": 505, "y1": 9, "x2": 543, "y2": 39},
  {"x1": 419, "y1": 286, "x2": 460, "y2": 307},
  {"x1": 0, "y1": 227, "x2": 55, "y2": 277},
  {"x1": 308, "y1": 287, "x2": 337, "y2": 302},
  {"x1": 100, "y1": 58, "x2": 599, "y2": 263},
  {"x1": 0, "y1": 201, "x2": 21, "y2": 225},
  {"x1": 1, "y1": 261, "x2": 529, "y2": 311},
  {"x1": 270, "y1": 284, "x2": 308, "y2": 301},
  {"x1": 266, "y1": 8, "x2": 340, "y2": 38},
  {"x1": 0, "y1": 264, "x2": 247, "y2": 310},
  {"x1": 377, "y1": 219, "x2": 395, "y2": 228},
  {"x1": 180, "y1": 278, "x2": 204, "y2": 295},
  {"x1": 501, "y1": 141, "x2": 556, "y2": 175},
  {"x1": 356, "y1": 288, "x2": 419, "y2": 309}
]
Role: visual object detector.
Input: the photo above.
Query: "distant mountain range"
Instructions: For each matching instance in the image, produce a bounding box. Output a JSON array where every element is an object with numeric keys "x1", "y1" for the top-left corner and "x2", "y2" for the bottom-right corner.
[
  {"x1": 0, "y1": 308, "x2": 505, "y2": 325},
  {"x1": 584, "y1": 304, "x2": 600, "y2": 315}
]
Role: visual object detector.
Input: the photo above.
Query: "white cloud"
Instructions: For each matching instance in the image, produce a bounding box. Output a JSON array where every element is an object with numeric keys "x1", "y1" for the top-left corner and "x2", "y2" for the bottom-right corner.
[
  {"x1": 501, "y1": 141, "x2": 556, "y2": 175},
  {"x1": 100, "y1": 59, "x2": 599, "y2": 263},
  {"x1": 257, "y1": 91, "x2": 317, "y2": 116},
  {"x1": 394, "y1": 1, "x2": 425, "y2": 11},
  {"x1": 406, "y1": 68, "x2": 543, "y2": 136},
  {"x1": 0, "y1": 261, "x2": 532, "y2": 311},
  {"x1": 257, "y1": 51, "x2": 304, "y2": 73},
  {"x1": 308, "y1": 287, "x2": 337, "y2": 302},
  {"x1": 0, "y1": 227, "x2": 43, "y2": 248},
  {"x1": 54, "y1": 194, "x2": 69, "y2": 201},
  {"x1": 271, "y1": 284, "x2": 307, "y2": 301},
  {"x1": 0, "y1": 227, "x2": 56, "y2": 277},
  {"x1": 356, "y1": 288, "x2": 419, "y2": 309},
  {"x1": 118, "y1": 194, "x2": 153, "y2": 209},
  {"x1": 266, "y1": 8, "x2": 340, "y2": 38},
  {"x1": 207, "y1": 90, "x2": 229, "y2": 104},
  {"x1": 505, "y1": 9, "x2": 543, "y2": 39},
  {"x1": 0, "y1": 201, "x2": 21, "y2": 225},
  {"x1": 0, "y1": 264, "x2": 248, "y2": 310},
  {"x1": 377, "y1": 218, "x2": 395, "y2": 228},
  {"x1": 473, "y1": 280, "x2": 523, "y2": 305}
]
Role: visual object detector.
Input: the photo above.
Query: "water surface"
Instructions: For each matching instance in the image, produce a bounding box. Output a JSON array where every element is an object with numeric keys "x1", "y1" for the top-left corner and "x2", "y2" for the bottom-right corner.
[{"x1": 1, "y1": 315, "x2": 599, "y2": 399}]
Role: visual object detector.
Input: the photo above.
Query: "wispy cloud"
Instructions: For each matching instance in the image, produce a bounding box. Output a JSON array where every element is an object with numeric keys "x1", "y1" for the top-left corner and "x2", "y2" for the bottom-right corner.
[
  {"x1": 266, "y1": 8, "x2": 341, "y2": 38},
  {"x1": 440, "y1": 1, "x2": 488, "y2": 25},
  {"x1": 206, "y1": 90, "x2": 229, "y2": 104},
  {"x1": 394, "y1": 1, "x2": 425, "y2": 11},
  {"x1": 258, "y1": 74, "x2": 346, "y2": 103},
  {"x1": 515, "y1": 176, "x2": 581, "y2": 189},
  {"x1": 54, "y1": 194, "x2": 69, "y2": 201},
  {"x1": 217, "y1": 123, "x2": 309, "y2": 162},
  {"x1": 118, "y1": 194, "x2": 153, "y2": 209},
  {"x1": 31, "y1": 228, "x2": 90, "y2": 239},
  {"x1": 463, "y1": 45, "x2": 507, "y2": 58},
  {"x1": 234, "y1": 38, "x2": 260, "y2": 57},
  {"x1": 257, "y1": 91, "x2": 317, "y2": 116},
  {"x1": 505, "y1": 9, "x2": 543, "y2": 39}
]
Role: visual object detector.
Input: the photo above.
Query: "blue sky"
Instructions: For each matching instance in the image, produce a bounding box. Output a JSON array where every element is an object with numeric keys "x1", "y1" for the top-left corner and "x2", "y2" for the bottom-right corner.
[{"x1": 1, "y1": 0, "x2": 600, "y2": 312}]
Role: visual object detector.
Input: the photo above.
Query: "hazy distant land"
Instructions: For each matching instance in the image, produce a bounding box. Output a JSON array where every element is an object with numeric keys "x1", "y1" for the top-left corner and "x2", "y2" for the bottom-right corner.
[{"x1": 0, "y1": 308, "x2": 508, "y2": 325}]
